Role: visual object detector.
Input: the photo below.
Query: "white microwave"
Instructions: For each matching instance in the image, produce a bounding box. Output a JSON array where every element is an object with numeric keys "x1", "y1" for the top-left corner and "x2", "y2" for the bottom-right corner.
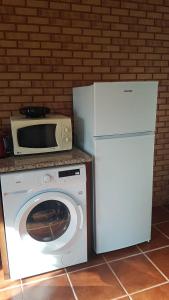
[{"x1": 10, "y1": 114, "x2": 72, "y2": 155}]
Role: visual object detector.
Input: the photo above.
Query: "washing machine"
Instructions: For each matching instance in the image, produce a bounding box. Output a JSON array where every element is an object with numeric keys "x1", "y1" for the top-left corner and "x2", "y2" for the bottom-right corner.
[{"x1": 0, "y1": 164, "x2": 87, "y2": 279}]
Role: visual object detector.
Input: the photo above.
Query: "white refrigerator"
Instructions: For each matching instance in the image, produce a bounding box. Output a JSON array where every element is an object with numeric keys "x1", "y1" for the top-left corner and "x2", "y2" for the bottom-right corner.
[{"x1": 73, "y1": 81, "x2": 158, "y2": 254}]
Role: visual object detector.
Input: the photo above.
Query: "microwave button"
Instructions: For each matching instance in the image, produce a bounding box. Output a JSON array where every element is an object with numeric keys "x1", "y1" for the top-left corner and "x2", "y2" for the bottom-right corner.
[
  {"x1": 65, "y1": 137, "x2": 69, "y2": 142},
  {"x1": 64, "y1": 127, "x2": 68, "y2": 133}
]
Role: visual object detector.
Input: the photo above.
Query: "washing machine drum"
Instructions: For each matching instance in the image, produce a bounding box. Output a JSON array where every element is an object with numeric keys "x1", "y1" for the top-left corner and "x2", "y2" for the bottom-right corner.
[{"x1": 15, "y1": 191, "x2": 83, "y2": 254}]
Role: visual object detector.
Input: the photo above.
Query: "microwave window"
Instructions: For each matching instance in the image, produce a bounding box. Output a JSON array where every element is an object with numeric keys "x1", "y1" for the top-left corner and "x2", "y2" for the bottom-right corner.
[{"x1": 17, "y1": 124, "x2": 57, "y2": 148}]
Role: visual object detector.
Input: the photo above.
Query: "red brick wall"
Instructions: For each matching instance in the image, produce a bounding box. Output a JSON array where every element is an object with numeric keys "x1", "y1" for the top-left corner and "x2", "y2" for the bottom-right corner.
[{"x1": 0, "y1": 0, "x2": 169, "y2": 205}]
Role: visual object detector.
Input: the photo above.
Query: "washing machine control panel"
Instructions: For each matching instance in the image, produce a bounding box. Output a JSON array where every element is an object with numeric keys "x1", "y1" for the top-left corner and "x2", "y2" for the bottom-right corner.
[
  {"x1": 42, "y1": 169, "x2": 81, "y2": 184},
  {"x1": 1, "y1": 164, "x2": 86, "y2": 193}
]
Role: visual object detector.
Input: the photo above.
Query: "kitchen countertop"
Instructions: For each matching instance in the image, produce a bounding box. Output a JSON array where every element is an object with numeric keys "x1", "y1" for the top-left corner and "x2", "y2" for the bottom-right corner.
[{"x1": 0, "y1": 147, "x2": 92, "y2": 173}]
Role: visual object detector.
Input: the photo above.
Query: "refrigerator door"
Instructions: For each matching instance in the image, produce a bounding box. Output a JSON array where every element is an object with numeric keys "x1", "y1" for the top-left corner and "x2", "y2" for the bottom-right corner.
[
  {"x1": 93, "y1": 81, "x2": 158, "y2": 136},
  {"x1": 93, "y1": 134, "x2": 154, "y2": 253}
]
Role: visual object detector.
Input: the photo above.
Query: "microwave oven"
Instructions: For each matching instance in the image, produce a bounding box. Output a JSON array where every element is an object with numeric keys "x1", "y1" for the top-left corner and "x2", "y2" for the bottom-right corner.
[{"x1": 10, "y1": 114, "x2": 72, "y2": 155}]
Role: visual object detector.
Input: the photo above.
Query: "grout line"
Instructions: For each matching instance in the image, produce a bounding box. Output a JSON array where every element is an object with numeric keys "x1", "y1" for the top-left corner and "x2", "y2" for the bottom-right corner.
[
  {"x1": 152, "y1": 219, "x2": 169, "y2": 226},
  {"x1": 112, "y1": 294, "x2": 131, "y2": 300},
  {"x1": 65, "y1": 269, "x2": 78, "y2": 300},
  {"x1": 66, "y1": 261, "x2": 106, "y2": 274},
  {"x1": 103, "y1": 252, "x2": 142, "y2": 264},
  {"x1": 0, "y1": 282, "x2": 22, "y2": 293},
  {"x1": 103, "y1": 256, "x2": 132, "y2": 300},
  {"x1": 141, "y1": 244, "x2": 169, "y2": 254},
  {"x1": 154, "y1": 225, "x2": 169, "y2": 240},
  {"x1": 136, "y1": 245, "x2": 169, "y2": 281},
  {"x1": 129, "y1": 280, "x2": 169, "y2": 297},
  {"x1": 20, "y1": 270, "x2": 67, "y2": 287},
  {"x1": 20, "y1": 281, "x2": 24, "y2": 300}
]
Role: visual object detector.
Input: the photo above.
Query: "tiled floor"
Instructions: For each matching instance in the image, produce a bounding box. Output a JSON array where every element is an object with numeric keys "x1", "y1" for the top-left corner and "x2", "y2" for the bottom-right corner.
[{"x1": 1, "y1": 206, "x2": 169, "y2": 299}]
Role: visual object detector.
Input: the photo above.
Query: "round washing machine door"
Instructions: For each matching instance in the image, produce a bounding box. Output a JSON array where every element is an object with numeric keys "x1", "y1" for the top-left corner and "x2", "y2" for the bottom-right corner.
[{"x1": 15, "y1": 191, "x2": 83, "y2": 254}]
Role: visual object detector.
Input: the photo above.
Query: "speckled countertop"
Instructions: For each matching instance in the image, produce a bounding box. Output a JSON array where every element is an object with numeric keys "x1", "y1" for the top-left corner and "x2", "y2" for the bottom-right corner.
[{"x1": 0, "y1": 147, "x2": 92, "y2": 173}]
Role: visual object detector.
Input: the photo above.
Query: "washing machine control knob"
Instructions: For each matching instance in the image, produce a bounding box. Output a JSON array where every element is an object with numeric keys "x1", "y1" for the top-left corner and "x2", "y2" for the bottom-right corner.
[{"x1": 43, "y1": 174, "x2": 52, "y2": 183}]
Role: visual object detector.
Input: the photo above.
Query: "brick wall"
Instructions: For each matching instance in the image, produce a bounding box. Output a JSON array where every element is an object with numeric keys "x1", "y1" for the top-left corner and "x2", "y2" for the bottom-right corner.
[{"x1": 0, "y1": 0, "x2": 169, "y2": 205}]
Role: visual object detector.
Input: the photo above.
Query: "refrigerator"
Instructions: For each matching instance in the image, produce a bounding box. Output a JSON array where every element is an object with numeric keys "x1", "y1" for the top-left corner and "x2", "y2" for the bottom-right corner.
[{"x1": 73, "y1": 81, "x2": 158, "y2": 254}]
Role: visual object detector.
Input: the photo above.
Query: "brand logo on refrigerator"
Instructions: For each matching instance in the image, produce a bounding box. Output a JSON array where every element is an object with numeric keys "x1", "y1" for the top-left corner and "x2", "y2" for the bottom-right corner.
[{"x1": 123, "y1": 90, "x2": 133, "y2": 92}]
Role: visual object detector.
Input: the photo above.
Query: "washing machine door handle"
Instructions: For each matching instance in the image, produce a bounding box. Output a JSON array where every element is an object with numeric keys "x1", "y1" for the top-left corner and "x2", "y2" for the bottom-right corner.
[{"x1": 78, "y1": 205, "x2": 83, "y2": 229}]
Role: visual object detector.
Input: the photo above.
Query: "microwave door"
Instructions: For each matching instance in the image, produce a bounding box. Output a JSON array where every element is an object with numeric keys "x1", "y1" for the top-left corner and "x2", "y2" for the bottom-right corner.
[
  {"x1": 11, "y1": 115, "x2": 72, "y2": 155},
  {"x1": 14, "y1": 124, "x2": 58, "y2": 155},
  {"x1": 17, "y1": 124, "x2": 57, "y2": 149}
]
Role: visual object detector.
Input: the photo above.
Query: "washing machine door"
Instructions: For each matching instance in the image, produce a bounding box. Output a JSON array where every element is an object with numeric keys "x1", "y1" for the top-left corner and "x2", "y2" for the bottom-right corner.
[{"x1": 15, "y1": 191, "x2": 83, "y2": 254}]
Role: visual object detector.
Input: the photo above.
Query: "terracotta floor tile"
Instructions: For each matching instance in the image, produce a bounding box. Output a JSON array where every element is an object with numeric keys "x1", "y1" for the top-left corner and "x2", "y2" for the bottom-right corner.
[
  {"x1": 69, "y1": 263, "x2": 126, "y2": 300},
  {"x1": 103, "y1": 245, "x2": 141, "y2": 262},
  {"x1": 110, "y1": 254, "x2": 165, "y2": 293},
  {"x1": 132, "y1": 283, "x2": 169, "y2": 300},
  {"x1": 156, "y1": 221, "x2": 169, "y2": 238},
  {"x1": 22, "y1": 274, "x2": 75, "y2": 300},
  {"x1": 66, "y1": 252, "x2": 104, "y2": 272},
  {"x1": 0, "y1": 273, "x2": 21, "y2": 291},
  {"x1": 0, "y1": 287, "x2": 23, "y2": 300},
  {"x1": 147, "y1": 247, "x2": 169, "y2": 278},
  {"x1": 0, "y1": 279, "x2": 21, "y2": 291},
  {"x1": 22, "y1": 268, "x2": 65, "y2": 285},
  {"x1": 152, "y1": 206, "x2": 169, "y2": 224},
  {"x1": 138, "y1": 227, "x2": 169, "y2": 252}
]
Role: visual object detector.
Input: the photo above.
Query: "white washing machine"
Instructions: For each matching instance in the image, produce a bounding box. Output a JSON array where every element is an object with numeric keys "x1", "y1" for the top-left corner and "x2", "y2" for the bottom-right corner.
[{"x1": 0, "y1": 164, "x2": 87, "y2": 279}]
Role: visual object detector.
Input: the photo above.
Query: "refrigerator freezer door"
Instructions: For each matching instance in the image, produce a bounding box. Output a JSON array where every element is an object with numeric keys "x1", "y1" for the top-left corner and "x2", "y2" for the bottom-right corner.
[
  {"x1": 93, "y1": 134, "x2": 154, "y2": 253},
  {"x1": 93, "y1": 81, "x2": 158, "y2": 136}
]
